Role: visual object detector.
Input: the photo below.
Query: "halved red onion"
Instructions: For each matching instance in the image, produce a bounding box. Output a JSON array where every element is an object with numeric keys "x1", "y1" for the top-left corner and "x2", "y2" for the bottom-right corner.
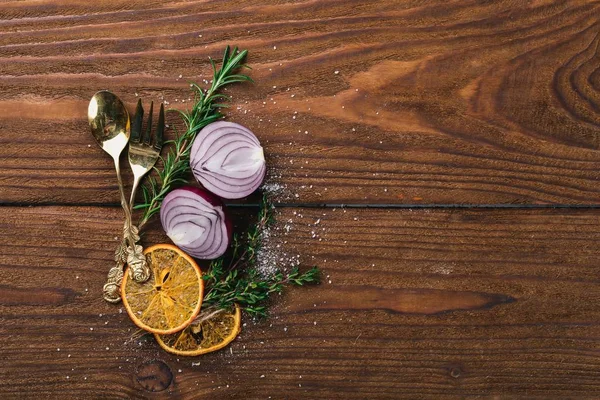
[
  {"x1": 190, "y1": 121, "x2": 266, "y2": 199},
  {"x1": 160, "y1": 186, "x2": 232, "y2": 260}
]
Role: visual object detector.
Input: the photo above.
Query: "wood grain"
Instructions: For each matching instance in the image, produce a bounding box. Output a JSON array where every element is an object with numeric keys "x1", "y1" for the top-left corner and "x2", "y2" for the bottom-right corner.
[
  {"x1": 2, "y1": 1, "x2": 600, "y2": 205},
  {"x1": 2, "y1": 205, "x2": 600, "y2": 399}
]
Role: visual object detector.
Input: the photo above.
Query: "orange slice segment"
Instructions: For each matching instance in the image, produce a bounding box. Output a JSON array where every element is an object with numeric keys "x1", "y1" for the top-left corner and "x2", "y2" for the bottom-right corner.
[
  {"x1": 154, "y1": 305, "x2": 241, "y2": 356},
  {"x1": 121, "y1": 244, "x2": 204, "y2": 335}
]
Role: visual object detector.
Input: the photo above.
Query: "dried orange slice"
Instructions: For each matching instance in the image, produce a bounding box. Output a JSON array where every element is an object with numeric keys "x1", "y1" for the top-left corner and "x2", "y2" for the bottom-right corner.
[
  {"x1": 121, "y1": 244, "x2": 204, "y2": 335},
  {"x1": 154, "y1": 305, "x2": 241, "y2": 356}
]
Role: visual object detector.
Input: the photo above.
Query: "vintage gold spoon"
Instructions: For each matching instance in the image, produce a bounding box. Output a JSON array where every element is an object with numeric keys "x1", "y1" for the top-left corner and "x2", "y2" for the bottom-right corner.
[{"x1": 88, "y1": 91, "x2": 149, "y2": 303}]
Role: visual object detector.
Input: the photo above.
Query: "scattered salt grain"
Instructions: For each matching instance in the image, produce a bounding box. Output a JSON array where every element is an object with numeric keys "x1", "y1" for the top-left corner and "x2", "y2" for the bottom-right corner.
[{"x1": 334, "y1": 70, "x2": 340, "y2": 74}]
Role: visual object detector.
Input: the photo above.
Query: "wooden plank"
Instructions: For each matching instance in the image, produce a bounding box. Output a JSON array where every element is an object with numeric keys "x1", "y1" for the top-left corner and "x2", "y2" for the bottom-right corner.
[
  {"x1": 1, "y1": 205, "x2": 600, "y2": 398},
  {"x1": 2, "y1": 1, "x2": 600, "y2": 205}
]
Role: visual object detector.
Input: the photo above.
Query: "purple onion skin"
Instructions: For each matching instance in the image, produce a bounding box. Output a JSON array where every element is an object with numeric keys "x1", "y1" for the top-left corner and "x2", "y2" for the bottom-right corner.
[
  {"x1": 161, "y1": 186, "x2": 232, "y2": 258},
  {"x1": 174, "y1": 186, "x2": 232, "y2": 241},
  {"x1": 190, "y1": 121, "x2": 266, "y2": 199}
]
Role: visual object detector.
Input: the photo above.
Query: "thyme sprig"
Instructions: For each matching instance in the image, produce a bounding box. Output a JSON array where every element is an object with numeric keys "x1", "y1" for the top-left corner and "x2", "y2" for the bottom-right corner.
[
  {"x1": 134, "y1": 46, "x2": 252, "y2": 227},
  {"x1": 202, "y1": 196, "x2": 321, "y2": 317}
]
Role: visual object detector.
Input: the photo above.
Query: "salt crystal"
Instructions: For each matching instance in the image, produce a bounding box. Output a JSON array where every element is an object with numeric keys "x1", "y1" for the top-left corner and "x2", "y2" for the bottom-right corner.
[
  {"x1": 178, "y1": 74, "x2": 183, "y2": 79},
  {"x1": 334, "y1": 70, "x2": 340, "y2": 74},
  {"x1": 273, "y1": 46, "x2": 277, "y2": 50}
]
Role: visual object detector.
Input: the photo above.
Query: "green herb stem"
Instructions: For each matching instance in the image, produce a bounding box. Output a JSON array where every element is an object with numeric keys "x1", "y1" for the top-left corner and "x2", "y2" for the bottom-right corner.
[
  {"x1": 202, "y1": 196, "x2": 320, "y2": 318},
  {"x1": 134, "y1": 46, "x2": 252, "y2": 227}
]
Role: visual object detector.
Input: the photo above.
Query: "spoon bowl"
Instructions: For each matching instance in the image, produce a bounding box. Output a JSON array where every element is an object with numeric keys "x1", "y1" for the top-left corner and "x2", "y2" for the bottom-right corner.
[{"x1": 88, "y1": 90, "x2": 130, "y2": 158}]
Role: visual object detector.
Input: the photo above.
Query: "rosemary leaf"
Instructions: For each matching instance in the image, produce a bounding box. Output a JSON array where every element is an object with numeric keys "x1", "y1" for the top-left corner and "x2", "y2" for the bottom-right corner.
[
  {"x1": 134, "y1": 45, "x2": 251, "y2": 227},
  {"x1": 202, "y1": 196, "x2": 321, "y2": 318}
]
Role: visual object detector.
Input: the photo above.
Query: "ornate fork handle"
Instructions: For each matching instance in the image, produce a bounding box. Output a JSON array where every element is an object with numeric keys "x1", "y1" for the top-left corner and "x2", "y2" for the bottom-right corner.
[
  {"x1": 102, "y1": 156, "x2": 148, "y2": 303},
  {"x1": 102, "y1": 100, "x2": 163, "y2": 303}
]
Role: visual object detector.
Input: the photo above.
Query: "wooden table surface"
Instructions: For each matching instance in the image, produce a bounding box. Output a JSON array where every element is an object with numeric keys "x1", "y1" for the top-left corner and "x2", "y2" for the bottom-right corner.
[{"x1": 2, "y1": 1, "x2": 600, "y2": 399}]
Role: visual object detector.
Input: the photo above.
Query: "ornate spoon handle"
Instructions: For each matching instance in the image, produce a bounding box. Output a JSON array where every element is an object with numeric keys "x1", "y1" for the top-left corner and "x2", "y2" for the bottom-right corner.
[
  {"x1": 102, "y1": 158, "x2": 149, "y2": 303},
  {"x1": 103, "y1": 261, "x2": 124, "y2": 303}
]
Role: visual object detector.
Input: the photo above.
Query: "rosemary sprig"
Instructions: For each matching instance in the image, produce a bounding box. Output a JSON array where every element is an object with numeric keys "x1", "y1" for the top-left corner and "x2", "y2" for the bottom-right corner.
[
  {"x1": 202, "y1": 196, "x2": 321, "y2": 317},
  {"x1": 134, "y1": 46, "x2": 252, "y2": 227}
]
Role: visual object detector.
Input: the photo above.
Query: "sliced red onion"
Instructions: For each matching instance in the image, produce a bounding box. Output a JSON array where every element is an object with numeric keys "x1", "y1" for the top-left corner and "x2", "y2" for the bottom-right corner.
[
  {"x1": 190, "y1": 121, "x2": 266, "y2": 199},
  {"x1": 160, "y1": 186, "x2": 232, "y2": 260}
]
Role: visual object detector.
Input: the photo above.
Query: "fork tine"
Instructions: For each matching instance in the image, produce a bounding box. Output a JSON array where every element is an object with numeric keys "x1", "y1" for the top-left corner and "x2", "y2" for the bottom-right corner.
[
  {"x1": 142, "y1": 101, "x2": 153, "y2": 145},
  {"x1": 154, "y1": 103, "x2": 165, "y2": 151},
  {"x1": 131, "y1": 99, "x2": 143, "y2": 143}
]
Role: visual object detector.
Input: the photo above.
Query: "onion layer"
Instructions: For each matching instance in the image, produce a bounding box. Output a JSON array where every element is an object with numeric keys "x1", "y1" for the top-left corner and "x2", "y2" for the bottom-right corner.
[
  {"x1": 160, "y1": 186, "x2": 232, "y2": 260},
  {"x1": 190, "y1": 121, "x2": 266, "y2": 199}
]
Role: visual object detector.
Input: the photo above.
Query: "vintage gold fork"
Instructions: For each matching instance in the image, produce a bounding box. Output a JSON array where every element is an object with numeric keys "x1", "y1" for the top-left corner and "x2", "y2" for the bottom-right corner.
[{"x1": 103, "y1": 100, "x2": 164, "y2": 303}]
